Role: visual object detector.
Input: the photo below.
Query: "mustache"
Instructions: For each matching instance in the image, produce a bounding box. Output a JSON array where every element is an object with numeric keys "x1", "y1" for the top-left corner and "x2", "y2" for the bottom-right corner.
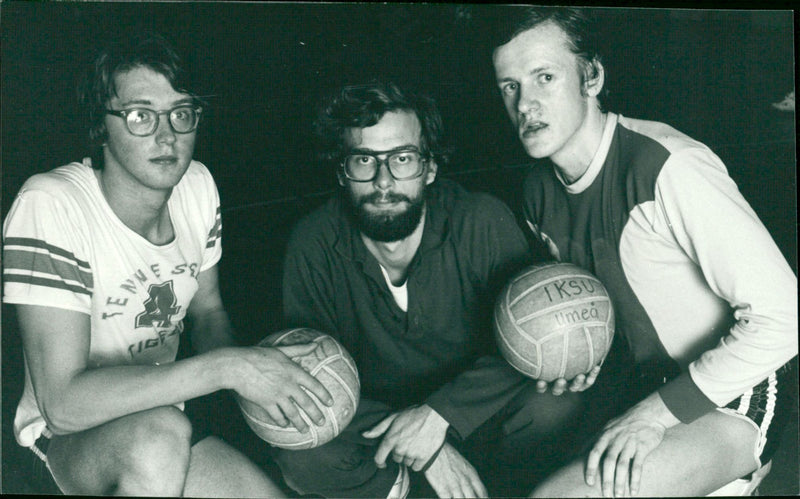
[{"x1": 359, "y1": 192, "x2": 410, "y2": 205}]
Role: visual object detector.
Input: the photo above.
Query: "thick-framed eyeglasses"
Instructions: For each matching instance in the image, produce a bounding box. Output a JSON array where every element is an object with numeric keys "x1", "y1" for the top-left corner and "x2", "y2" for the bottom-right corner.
[
  {"x1": 105, "y1": 105, "x2": 202, "y2": 137},
  {"x1": 341, "y1": 148, "x2": 427, "y2": 182}
]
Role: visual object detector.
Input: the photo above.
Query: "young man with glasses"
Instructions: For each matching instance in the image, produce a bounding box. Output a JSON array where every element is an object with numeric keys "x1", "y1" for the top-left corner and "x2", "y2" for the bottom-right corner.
[
  {"x1": 490, "y1": 7, "x2": 798, "y2": 497},
  {"x1": 272, "y1": 81, "x2": 576, "y2": 498},
  {"x1": 2, "y1": 33, "x2": 333, "y2": 496}
]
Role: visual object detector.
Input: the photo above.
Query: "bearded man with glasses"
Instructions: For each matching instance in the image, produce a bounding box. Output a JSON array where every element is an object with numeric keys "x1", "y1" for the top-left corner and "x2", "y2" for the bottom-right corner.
[
  {"x1": 2, "y1": 33, "x2": 333, "y2": 497},
  {"x1": 272, "y1": 82, "x2": 561, "y2": 498}
]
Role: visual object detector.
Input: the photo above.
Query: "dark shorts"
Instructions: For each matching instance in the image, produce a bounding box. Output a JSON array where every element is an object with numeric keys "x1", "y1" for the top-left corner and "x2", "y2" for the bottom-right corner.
[
  {"x1": 27, "y1": 429, "x2": 62, "y2": 495},
  {"x1": 719, "y1": 358, "x2": 798, "y2": 466}
]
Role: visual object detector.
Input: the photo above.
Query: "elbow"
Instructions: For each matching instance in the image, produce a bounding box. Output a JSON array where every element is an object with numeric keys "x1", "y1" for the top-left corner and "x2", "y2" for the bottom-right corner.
[
  {"x1": 38, "y1": 397, "x2": 85, "y2": 435},
  {"x1": 41, "y1": 414, "x2": 82, "y2": 436}
]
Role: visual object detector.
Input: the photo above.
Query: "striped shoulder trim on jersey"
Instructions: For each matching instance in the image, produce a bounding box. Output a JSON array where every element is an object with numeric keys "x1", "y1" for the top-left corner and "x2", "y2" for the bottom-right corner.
[
  {"x1": 205, "y1": 206, "x2": 222, "y2": 249},
  {"x1": 3, "y1": 237, "x2": 93, "y2": 295}
]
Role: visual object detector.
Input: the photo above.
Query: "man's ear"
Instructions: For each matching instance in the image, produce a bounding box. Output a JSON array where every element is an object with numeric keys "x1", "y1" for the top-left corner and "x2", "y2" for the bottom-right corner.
[
  {"x1": 336, "y1": 169, "x2": 346, "y2": 187},
  {"x1": 583, "y1": 58, "x2": 605, "y2": 97},
  {"x1": 425, "y1": 159, "x2": 438, "y2": 185}
]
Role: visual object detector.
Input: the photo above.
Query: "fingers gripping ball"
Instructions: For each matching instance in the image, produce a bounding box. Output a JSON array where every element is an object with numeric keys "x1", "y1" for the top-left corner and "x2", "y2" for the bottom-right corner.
[
  {"x1": 237, "y1": 328, "x2": 360, "y2": 449},
  {"x1": 494, "y1": 263, "x2": 615, "y2": 382}
]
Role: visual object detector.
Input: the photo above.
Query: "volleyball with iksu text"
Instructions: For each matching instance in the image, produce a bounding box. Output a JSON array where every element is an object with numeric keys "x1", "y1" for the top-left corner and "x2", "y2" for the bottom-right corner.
[
  {"x1": 494, "y1": 263, "x2": 615, "y2": 382},
  {"x1": 236, "y1": 328, "x2": 360, "y2": 449}
]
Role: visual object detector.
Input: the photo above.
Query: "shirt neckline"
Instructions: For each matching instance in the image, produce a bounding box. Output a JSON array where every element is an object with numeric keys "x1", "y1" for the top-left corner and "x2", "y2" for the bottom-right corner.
[
  {"x1": 560, "y1": 112, "x2": 619, "y2": 194},
  {"x1": 84, "y1": 158, "x2": 179, "y2": 250}
]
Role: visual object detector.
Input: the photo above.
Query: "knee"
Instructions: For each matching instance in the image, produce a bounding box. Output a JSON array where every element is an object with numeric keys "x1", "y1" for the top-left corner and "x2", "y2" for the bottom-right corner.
[
  {"x1": 709, "y1": 413, "x2": 762, "y2": 476},
  {"x1": 115, "y1": 406, "x2": 193, "y2": 495},
  {"x1": 529, "y1": 466, "x2": 587, "y2": 498},
  {"x1": 123, "y1": 406, "x2": 193, "y2": 463},
  {"x1": 529, "y1": 481, "x2": 561, "y2": 498}
]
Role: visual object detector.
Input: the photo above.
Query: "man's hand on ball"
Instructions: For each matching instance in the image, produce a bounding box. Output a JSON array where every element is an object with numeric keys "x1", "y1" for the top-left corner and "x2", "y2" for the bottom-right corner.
[
  {"x1": 362, "y1": 404, "x2": 449, "y2": 472},
  {"x1": 424, "y1": 442, "x2": 488, "y2": 498},
  {"x1": 535, "y1": 365, "x2": 602, "y2": 395},
  {"x1": 231, "y1": 344, "x2": 333, "y2": 433},
  {"x1": 585, "y1": 392, "x2": 679, "y2": 497}
]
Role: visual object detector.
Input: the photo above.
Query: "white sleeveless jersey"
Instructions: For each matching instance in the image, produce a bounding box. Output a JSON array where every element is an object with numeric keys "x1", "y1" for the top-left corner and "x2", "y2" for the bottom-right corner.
[{"x1": 3, "y1": 158, "x2": 222, "y2": 447}]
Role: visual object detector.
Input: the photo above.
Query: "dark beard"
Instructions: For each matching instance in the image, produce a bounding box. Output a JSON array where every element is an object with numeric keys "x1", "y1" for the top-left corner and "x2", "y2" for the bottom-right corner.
[{"x1": 346, "y1": 190, "x2": 425, "y2": 242}]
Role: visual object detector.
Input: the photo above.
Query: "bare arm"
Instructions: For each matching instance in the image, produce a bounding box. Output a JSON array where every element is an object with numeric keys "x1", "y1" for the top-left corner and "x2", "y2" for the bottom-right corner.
[
  {"x1": 18, "y1": 302, "x2": 231, "y2": 434},
  {"x1": 186, "y1": 265, "x2": 236, "y2": 353},
  {"x1": 20, "y1": 267, "x2": 333, "y2": 435}
]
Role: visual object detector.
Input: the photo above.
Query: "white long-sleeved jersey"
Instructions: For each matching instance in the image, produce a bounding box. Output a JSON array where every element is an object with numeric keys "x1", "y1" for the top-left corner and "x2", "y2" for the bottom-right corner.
[{"x1": 523, "y1": 113, "x2": 798, "y2": 422}]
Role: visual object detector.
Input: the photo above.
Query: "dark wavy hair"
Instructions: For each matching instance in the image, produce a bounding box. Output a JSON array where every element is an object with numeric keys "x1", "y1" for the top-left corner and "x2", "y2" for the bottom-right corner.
[
  {"x1": 77, "y1": 33, "x2": 204, "y2": 168},
  {"x1": 491, "y1": 6, "x2": 607, "y2": 100},
  {"x1": 313, "y1": 81, "x2": 450, "y2": 166}
]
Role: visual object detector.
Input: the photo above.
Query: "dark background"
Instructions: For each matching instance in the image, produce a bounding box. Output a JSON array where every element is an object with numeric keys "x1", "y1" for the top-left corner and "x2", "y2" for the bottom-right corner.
[{"x1": 1, "y1": 2, "x2": 796, "y2": 495}]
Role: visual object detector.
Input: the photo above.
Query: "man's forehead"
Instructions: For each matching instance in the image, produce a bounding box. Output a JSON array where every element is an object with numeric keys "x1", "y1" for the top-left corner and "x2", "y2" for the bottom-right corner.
[
  {"x1": 344, "y1": 110, "x2": 422, "y2": 149},
  {"x1": 494, "y1": 21, "x2": 574, "y2": 69},
  {"x1": 109, "y1": 66, "x2": 189, "y2": 106}
]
